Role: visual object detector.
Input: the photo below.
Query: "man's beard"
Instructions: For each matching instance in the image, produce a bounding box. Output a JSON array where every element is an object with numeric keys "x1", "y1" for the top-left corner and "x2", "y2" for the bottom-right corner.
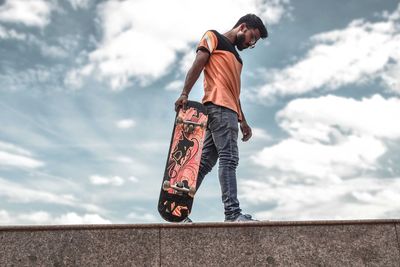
[{"x1": 235, "y1": 34, "x2": 246, "y2": 51}]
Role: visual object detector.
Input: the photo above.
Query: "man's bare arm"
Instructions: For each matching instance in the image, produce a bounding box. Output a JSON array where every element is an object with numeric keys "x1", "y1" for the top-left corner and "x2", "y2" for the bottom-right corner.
[
  {"x1": 175, "y1": 49, "x2": 210, "y2": 111},
  {"x1": 181, "y1": 49, "x2": 210, "y2": 96}
]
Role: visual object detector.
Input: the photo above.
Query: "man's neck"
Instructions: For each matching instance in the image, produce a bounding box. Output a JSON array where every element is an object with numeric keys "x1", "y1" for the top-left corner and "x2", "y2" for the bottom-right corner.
[{"x1": 223, "y1": 30, "x2": 237, "y2": 45}]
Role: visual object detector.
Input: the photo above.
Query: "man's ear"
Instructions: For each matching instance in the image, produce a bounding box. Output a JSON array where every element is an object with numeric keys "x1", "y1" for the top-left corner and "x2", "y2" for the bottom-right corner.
[{"x1": 239, "y1": 23, "x2": 247, "y2": 32}]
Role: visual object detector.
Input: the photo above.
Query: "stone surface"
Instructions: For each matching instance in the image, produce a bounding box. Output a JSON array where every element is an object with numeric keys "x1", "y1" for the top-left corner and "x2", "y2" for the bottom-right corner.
[
  {"x1": 1, "y1": 221, "x2": 400, "y2": 266},
  {"x1": 160, "y1": 223, "x2": 400, "y2": 266},
  {"x1": 396, "y1": 223, "x2": 400, "y2": 262},
  {"x1": 0, "y1": 227, "x2": 159, "y2": 266}
]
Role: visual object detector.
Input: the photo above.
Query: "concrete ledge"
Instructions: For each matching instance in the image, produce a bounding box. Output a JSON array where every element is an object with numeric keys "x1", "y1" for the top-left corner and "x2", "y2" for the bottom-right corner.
[{"x1": 1, "y1": 219, "x2": 400, "y2": 266}]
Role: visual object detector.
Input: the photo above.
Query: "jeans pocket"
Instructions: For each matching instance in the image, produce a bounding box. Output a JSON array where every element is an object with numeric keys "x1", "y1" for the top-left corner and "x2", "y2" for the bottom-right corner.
[
  {"x1": 205, "y1": 103, "x2": 220, "y2": 115},
  {"x1": 206, "y1": 104, "x2": 222, "y2": 130},
  {"x1": 221, "y1": 108, "x2": 239, "y2": 132}
]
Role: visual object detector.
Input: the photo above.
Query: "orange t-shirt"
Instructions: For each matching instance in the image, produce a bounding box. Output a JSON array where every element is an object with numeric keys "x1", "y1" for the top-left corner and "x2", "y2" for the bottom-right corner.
[{"x1": 197, "y1": 30, "x2": 243, "y2": 121}]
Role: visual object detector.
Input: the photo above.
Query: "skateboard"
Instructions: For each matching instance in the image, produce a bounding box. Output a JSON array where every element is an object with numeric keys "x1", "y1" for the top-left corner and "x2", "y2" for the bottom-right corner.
[{"x1": 158, "y1": 101, "x2": 208, "y2": 222}]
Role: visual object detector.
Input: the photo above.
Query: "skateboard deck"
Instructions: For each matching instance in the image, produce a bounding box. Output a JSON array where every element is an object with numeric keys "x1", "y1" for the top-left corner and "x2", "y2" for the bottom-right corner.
[{"x1": 158, "y1": 101, "x2": 208, "y2": 222}]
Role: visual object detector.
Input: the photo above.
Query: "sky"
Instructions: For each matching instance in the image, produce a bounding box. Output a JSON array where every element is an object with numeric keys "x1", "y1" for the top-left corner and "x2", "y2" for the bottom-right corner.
[{"x1": 0, "y1": 0, "x2": 399, "y2": 225}]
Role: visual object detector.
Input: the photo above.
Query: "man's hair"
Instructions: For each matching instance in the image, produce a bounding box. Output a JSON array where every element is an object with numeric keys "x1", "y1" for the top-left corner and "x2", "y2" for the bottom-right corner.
[{"x1": 233, "y1": 14, "x2": 268, "y2": 38}]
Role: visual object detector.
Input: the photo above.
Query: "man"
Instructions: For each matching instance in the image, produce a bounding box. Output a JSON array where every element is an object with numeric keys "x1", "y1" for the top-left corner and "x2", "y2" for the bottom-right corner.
[{"x1": 175, "y1": 14, "x2": 268, "y2": 222}]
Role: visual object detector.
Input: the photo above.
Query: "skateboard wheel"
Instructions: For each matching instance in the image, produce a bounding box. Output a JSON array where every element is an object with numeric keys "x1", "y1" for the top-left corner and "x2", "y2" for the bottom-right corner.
[
  {"x1": 176, "y1": 117, "x2": 183, "y2": 125},
  {"x1": 188, "y1": 186, "x2": 196, "y2": 198},
  {"x1": 162, "y1": 180, "x2": 171, "y2": 191},
  {"x1": 200, "y1": 122, "x2": 206, "y2": 129}
]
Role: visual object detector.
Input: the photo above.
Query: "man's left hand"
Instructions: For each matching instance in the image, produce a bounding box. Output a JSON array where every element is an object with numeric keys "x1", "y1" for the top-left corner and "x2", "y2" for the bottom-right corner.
[{"x1": 240, "y1": 120, "x2": 252, "y2": 142}]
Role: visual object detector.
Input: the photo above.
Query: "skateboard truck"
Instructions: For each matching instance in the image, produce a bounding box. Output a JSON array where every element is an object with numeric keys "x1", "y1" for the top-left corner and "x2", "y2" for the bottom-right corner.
[
  {"x1": 176, "y1": 117, "x2": 206, "y2": 134},
  {"x1": 163, "y1": 180, "x2": 196, "y2": 198}
]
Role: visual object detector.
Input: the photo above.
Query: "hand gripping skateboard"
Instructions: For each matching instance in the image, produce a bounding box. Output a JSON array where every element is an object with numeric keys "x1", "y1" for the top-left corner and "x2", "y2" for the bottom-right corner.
[{"x1": 158, "y1": 101, "x2": 208, "y2": 222}]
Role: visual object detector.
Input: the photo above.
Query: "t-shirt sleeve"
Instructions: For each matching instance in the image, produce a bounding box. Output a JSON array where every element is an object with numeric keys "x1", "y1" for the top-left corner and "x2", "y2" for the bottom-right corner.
[{"x1": 196, "y1": 31, "x2": 218, "y2": 54}]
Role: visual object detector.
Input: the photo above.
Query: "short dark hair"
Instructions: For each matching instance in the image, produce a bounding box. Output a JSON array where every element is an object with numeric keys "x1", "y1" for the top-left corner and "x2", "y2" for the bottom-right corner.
[{"x1": 233, "y1": 14, "x2": 268, "y2": 39}]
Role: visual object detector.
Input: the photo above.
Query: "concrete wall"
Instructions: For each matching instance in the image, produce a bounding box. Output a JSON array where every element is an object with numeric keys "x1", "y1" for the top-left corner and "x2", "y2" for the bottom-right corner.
[{"x1": 1, "y1": 220, "x2": 399, "y2": 266}]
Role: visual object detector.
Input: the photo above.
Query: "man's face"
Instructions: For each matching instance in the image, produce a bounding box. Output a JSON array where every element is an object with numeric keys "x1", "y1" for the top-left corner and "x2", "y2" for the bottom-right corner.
[{"x1": 236, "y1": 25, "x2": 261, "y2": 51}]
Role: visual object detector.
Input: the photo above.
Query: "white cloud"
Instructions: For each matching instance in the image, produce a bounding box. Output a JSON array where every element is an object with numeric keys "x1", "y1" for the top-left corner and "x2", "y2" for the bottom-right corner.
[
  {"x1": 68, "y1": 0, "x2": 92, "y2": 10},
  {"x1": 252, "y1": 127, "x2": 272, "y2": 141},
  {"x1": 114, "y1": 156, "x2": 134, "y2": 164},
  {"x1": 0, "y1": 177, "x2": 72, "y2": 204},
  {"x1": 17, "y1": 211, "x2": 52, "y2": 224},
  {"x1": 0, "y1": 141, "x2": 44, "y2": 169},
  {"x1": 0, "y1": 210, "x2": 11, "y2": 224},
  {"x1": 179, "y1": 50, "x2": 197, "y2": 74},
  {"x1": 116, "y1": 119, "x2": 136, "y2": 129},
  {"x1": 128, "y1": 176, "x2": 139, "y2": 183},
  {"x1": 383, "y1": 3, "x2": 400, "y2": 21},
  {"x1": 381, "y1": 60, "x2": 400, "y2": 93},
  {"x1": 64, "y1": 68, "x2": 84, "y2": 89},
  {"x1": 252, "y1": 95, "x2": 400, "y2": 181},
  {"x1": 0, "y1": 0, "x2": 53, "y2": 28},
  {"x1": 0, "y1": 141, "x2": 32, "y2": 156},
  {"x1": 134, "y1": 141, "x2": 169, "y2": 154},
  {"x1": 53, "y1": 212, "x2": 111, "y2": 224},
  {"x1": 166, "y1": 80, "x2": 184, "y2": 92},
  {"x1": 89, "y1": 175, "x2": 125, "y2": 186},
  {"x1": 259, "y1": 0, "x2": 292, "y2": 25},
  {"x1": 277, "y1": 94, "x2": 400, "y2": 142},
  {"x1": 245, "y1": 95, "x2": 400, "y2": 220},
  {"x1": 0, "y1": 177, "x2": 102, "y2": 213},
  {"x1": 0, "y1": 65, "x2": 65, "y2": 92},
  {"x1": 71, "y1": 0, "x2": 290, "y2": 90},
  {"x1": 127, "y1": 211, "x2": 157, "y2": 223},
  {"x1": 0, "y1": 25, "x2": 26, "y2": 40},
  {"x1": 0, "y1": 210, "x2": 111, "y2": 225},
  {"x1": 0, "y1": 29, "x2": 68, "y2": 59},
  {"x1": 241, "y1": 177, "x2": 400, "y2": 220},
  {"x1": 26, "y1": 35, "x2": 69, "y2": 59},
  {"x1": 253, "y1": 136, "x2": 386, "y2": 182},
  {"x1": 0, "y1": 151, "x2": 44, "y2": 169},
  {"x1": 256, "y1": 4, "x2": 400, "y2": 98}
]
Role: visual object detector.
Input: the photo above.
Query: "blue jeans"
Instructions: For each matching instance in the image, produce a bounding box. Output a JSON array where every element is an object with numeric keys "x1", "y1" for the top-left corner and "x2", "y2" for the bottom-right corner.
[{"x1": 196, "y1": 102, "x2": 241, "y2": 220}]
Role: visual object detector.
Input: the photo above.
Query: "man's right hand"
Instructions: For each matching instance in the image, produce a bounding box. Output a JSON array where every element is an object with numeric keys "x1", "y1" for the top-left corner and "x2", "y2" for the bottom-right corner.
[{"x1": 174, "y1": 94, "x2": 188, "y2": 112}]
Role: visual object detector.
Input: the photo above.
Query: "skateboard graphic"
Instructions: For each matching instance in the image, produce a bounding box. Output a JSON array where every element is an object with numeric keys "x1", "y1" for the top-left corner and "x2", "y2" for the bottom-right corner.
[{"x1": 158, "y1": 101, "x2": 208, "y2": 222}]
